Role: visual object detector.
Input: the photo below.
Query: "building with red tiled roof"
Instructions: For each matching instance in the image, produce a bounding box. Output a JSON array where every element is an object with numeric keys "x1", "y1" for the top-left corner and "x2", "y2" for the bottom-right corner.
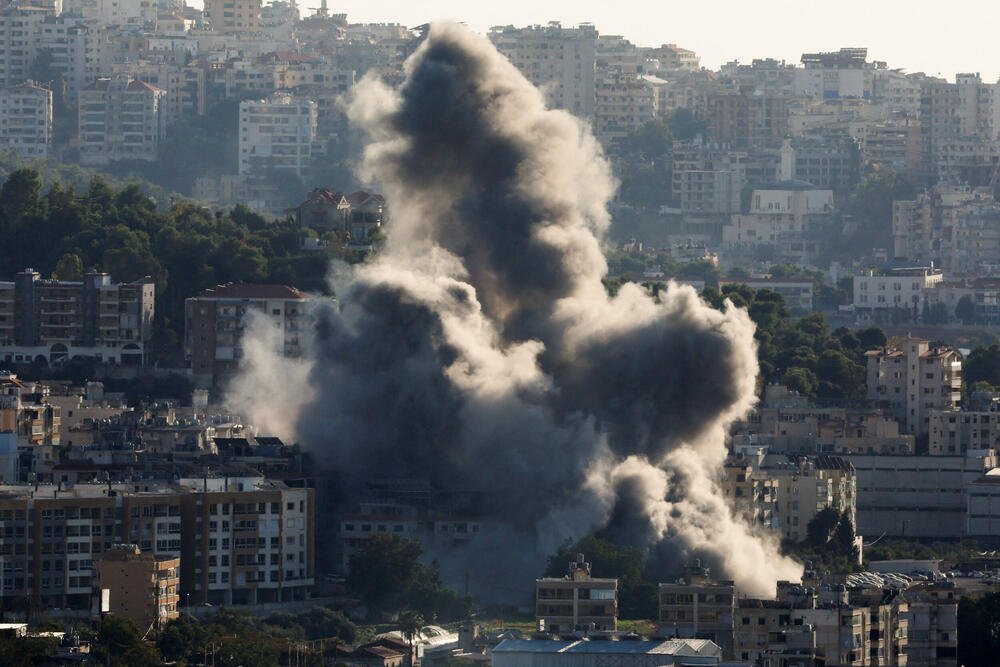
[
  {"x1": 184, "y1": 283, "x2": 317, "y2": 383},
  {"x1": 291, "y1": 188, "x2": 385, "y2": 241},
  {"x1": 865, "y1": 335, "x2": 961, "y2": 436}
]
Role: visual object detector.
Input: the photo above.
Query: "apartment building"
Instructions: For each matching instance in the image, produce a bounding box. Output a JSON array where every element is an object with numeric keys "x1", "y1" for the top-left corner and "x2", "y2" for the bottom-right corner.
[
  {"x1": 488, "y1": 23, "x2": 598, "y2": 118},
  {"x1": 658, "y1": 566, "x2": 735, "y2": 658},
  {"x1": 707, "y1": 91, "x2": 789, "y2": 150},
  {"x1": 852, "y1": 450, "x2": 996, "y2": 538},
  {"x1": 720, "y1": 461, "x2": 777, "y2": 530},
  {"x1": 853, "y1": 267, "x2": 944, "y2": 318},
  {"x1": 794, "y1": 48, "x2": 880, "y2": 100},
  {"x1": 0, "y1": 269, "x2": 155, "y2": 366},
  {"x1": 892, "y1": 187, "x2": 999, "y2": 270},
  {"x1": 0, "y1": 372, "x2": 61, "y2": 467},
  {"x1": 929, "y1": 408, "x2": 1000, "y2": 454},
  {"x1": 0, "y1": 82, "x2": 51, "y2": 159},
  {"x1": 36, "y1": 17, "x2": 113, "y2": 102},
  {"x1": 865, "y1": 336, "x2": 961, "y2": 435},
  {"x1": 0, "y1": 7, "x2": 48, "y2": 88},
  {"x1": 78, "y1": 75, "x2": 166, "y2": 165},
  {"x1": 766, "y1": 455, "x2": 856, "y2": 543},
  {"x1": 593, "y1": 72, "x2": 656, "y2": 144},
  {"x1": 93, "y1": 544, "x2": 179, "y2": 628},
  {"x1": 919, "y1": 73, "x2": 1000, "y2": 183},
  {"x1": 0, "y1": 476, "x2": 313, "y2": 613},
  {"x1": 722, "y1": 182, "x2": 835, "y2": 264},
  {"x1": 203, "y1": 0, "x2": 262, "y2": 32},
  {"x1": 855, "y1": 118, "x2": 922, "y2": 178},
  {"x1": 184, "y1": 283, "x2": 314, "y2": 381},
  {"x1": 644, "y1": 43, "x2": 700, "y2": 72},
  {"x1": 901, "y1": 585, "x2": 958, "y2": 667},
  {"x1": 780, "y1": 134, "x2": 859, "y2": 194},
  {"x1": 536, "y1": 554, "x2": 617, "y2": 633},
  {"x1": 238, "y1": 93, "x2": 317, "y2": 176}
]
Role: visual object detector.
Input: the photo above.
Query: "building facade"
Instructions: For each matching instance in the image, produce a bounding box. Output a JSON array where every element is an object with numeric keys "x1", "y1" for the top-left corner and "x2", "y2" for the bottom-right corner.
[
  {"x1": 0, "y1": 82, "x2": 52, "y2": 158},
  {"x1": 184, "y1": 283, "x2": 313, "y2": 381},
  {"x1": 0, "y1": 269, "x2": 154, "y2": 366},
  {"x1": 865, "y1": 336, "x2": 961, "y2": 436},
  {"x1": 536, "y1": 554, "x2": 618, "y2": 633},
  {"x1": 238, "y1": 93, "x2": 317, "y2": 176},
  {"x1": 92, "y1": 544, "x2": 179, "y2": 628},
  {"x1": 78, "y1": 75, "x2": 166, "y2": 165}
]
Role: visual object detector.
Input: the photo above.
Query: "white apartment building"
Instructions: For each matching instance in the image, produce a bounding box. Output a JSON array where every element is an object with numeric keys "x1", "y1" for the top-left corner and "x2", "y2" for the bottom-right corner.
[
  {"x1": 238, "y1": 93, "x2": 317, "y2": 176},
  {"x1": 61, "y1": 0, "x2": 154, "y2": 26},
  {"x1": 722, "y1": 182, "x2": 835, "y2": 263},
  {"x1": 37, "y1": 17, "x2": 113, "y2": 102},
  {"x1": 0, "y1": 82, "x2": 52, "y2": 158},
  {"x1": 489, "y1": 22, "x2": 598, "y2": 118},
  {"x1": 852, "y1": 267, "x2": 943, "y2": 314},
  {"x1": 719, "y1": 277, "x2": 813, "y2": 312},
  {"x1": 794, "y1": 48, "x2": 879, "y2": 100},
  {"x1": 78, "y1": 75, "x2": 166, "y2": 165},
  {"x1": 0, "y1": 7, "x2": 48, "y2": 88},
  {"x1": 864, "y1": 336, "x2": 961, "y2": 436}
]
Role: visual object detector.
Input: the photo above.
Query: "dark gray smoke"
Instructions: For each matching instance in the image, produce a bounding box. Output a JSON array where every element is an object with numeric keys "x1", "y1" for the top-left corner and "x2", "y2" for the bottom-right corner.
[{"x1": 229, "y1": 23, "x2": 801, "y2": 597}]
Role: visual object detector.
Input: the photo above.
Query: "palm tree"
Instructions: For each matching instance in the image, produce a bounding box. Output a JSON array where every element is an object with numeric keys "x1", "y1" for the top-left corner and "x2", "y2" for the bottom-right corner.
[{"x1": 397, "y1": 610, "x2": 424, "y2": 666}]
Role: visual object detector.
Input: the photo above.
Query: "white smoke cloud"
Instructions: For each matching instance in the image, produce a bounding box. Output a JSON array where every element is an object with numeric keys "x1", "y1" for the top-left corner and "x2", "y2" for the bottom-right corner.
[{"x1": 228, "y1": 23, "x2": 802, "y2": 599}]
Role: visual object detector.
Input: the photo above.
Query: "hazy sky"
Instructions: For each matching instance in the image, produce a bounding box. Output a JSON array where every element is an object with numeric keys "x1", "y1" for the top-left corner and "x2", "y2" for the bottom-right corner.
[{"x1": 263, "y1": 0, "x2": 1000, "y2": 82}]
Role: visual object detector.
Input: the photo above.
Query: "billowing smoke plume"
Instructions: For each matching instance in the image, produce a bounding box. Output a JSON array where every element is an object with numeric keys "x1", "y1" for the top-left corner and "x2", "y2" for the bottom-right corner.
[{"x1": 229, "y1": 23, "x2": 802, "y2": 597}]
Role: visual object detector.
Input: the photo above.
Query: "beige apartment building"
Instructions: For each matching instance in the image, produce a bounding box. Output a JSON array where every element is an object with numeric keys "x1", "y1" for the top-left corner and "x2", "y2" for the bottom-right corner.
[
  {"x1": 78, "y1": 75, "x2": 166, "y2": 165},
  {"x1": 203, "y1": 0, "x2": 261, "y2": 32},
  {"x1": 0, "y1": 476, "x2": 313, "y2": 613},
  {"x1": 767, "y1": 455, "x2": 856, "y2": 543},
  {"x1": 865, "y1": 336, "x2": 961, "y2": 436},
  {"x1": 93, "y1": 544, "x2": 179, "y2": 628},
  {"x1": 0, "y1": 82, "x2": 52, "y2": 158},
  {"x1": 489, "y1": 22, "x2": 598, "y2": 118},
  {"x1": 535, "y1": 554, "x2": 618, "y2": 633},
  {"x1": 658, "y1": 565, "x2": 735, "y2": 657}
]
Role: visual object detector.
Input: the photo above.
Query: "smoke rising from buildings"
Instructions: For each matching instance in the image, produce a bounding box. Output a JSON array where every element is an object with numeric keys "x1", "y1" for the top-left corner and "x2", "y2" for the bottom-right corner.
[{"x1": 229, "y1": 23, "x2": 802, "y2": 597}]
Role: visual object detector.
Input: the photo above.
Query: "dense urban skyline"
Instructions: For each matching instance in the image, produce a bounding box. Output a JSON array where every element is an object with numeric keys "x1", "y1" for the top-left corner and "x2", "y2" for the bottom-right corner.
[{"x1": 257, "y1": 0, "x2": 1000, "y2": 81}]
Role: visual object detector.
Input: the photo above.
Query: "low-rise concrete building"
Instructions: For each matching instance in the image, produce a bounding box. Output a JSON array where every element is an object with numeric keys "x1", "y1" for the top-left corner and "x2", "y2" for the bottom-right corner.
[
  {"x1": 93, "y1": 543, "x2": 179, "y2": 629},
  {"x1": 536, "y1": 554, "x2": 618, "y2": 633}
]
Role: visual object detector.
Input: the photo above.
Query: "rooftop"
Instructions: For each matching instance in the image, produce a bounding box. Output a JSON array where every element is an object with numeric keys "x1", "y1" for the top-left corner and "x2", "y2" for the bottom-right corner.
[{"x1": 192, "y1": 283, "x2": 311, "y2": 300}]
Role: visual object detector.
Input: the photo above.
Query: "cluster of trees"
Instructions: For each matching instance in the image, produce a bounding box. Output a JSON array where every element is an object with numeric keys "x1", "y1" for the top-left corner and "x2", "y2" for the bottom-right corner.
[
  {"x1": 963, "y1": 344, "x2": 1000, "y2": 392},
  {"x1": 959, "y1": 591, "x2": 1000, "y2": 667},
  {"x1": 614, "y1": 109, "x2": 707, "y2": 211},
  {"x1": 0, "y1": 168, "x2": 361, "y2": 365},
  {"x1": 702, "y1": 285, "x2": 886, "y2": 400},
  {"x1": 347, "y1": 533, "x2": 473, "y2": 622},
  {"x1": 785, "y1": 507, "x2": 861, "y2": 575}
]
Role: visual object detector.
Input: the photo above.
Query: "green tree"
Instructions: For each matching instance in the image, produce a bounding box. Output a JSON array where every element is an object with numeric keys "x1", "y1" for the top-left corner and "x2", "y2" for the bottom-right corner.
[
  {"x1": 52, "y1": 252, "x2": 84, "y2": 280},
  {"x1": 805, "y1": 507, "x2": 841, "y2": 547},
  {"x1": 833, "y1": 512, "x2": 858, "y2": 560},
  {"x1": 618, "y1": 119, "x2": 673, "y2": 160},
  {"x1": 782, "y1": 367, "x2": 818, "y2": 396},
  {"x1": 965, "y1": 344, "x2": 1000, "y2": 387},
  {"x1": 844, "y1": 168, "x2": 915, "y2": 252},
  {"x1": 91, "y1": 615, "x2": 162, "y2": 666},
  {"x1": 959, "y1": 592, "x2": 1000, "y2": 667},
  {"x1": 398, "y1": 610, "x2": 424, "y2": 657},
  {"x1": 955, "y1": 295, "x2": 977, "y2": 325},
  {"x1": 0, "y1": 167, "x2": 42, "y2": 224},
  {"x1": 665, "y1": 108, "x2": 706, "y2": 141}
]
